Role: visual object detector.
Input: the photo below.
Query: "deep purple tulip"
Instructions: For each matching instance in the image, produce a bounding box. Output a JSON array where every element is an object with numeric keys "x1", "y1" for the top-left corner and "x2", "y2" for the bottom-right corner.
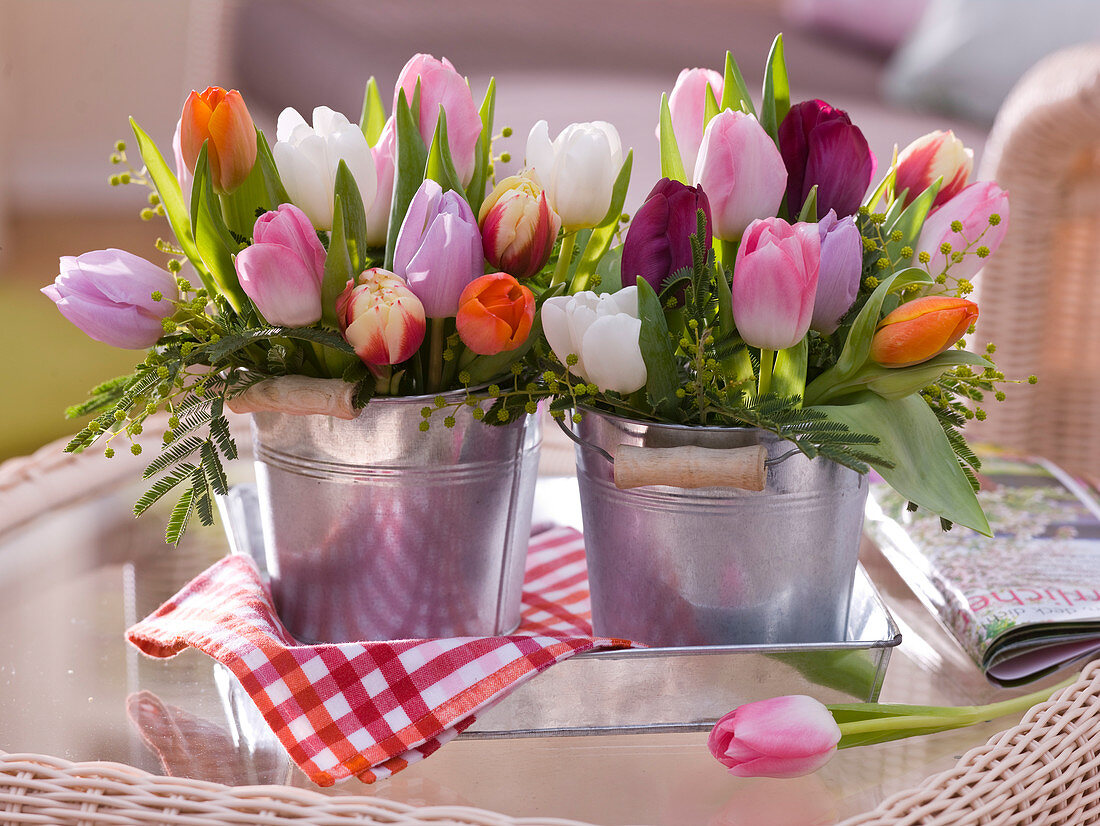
[
  {"x1": 42, "y1": 249, "x2": 178, "y2": 349},
  {"x1": 620, "y1": 178, "x2": 712, "y2": 294},
  {"x1": 811, "y1": 210, "x2": 862, "y2": 334},
  {"x1": 393, "y1": 179, "x2": 484, "y2": 318},
  {"x1": 778, "y1": 100, "x2": 874, "y2": 219}
]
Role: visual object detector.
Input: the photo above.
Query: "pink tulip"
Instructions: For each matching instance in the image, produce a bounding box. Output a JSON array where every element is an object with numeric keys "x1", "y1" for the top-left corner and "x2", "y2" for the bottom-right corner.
[
  {"x1": 811, "y1": 210, "x2": 862, "y2": 334},
  {"x1": 914, "y1": 181, "x2": 1009, "y2": 284},
  {"x1": 42, "y1": 249, "x2": 179, "y2": 349},
  {"x1": 662, "y1": 67, "x2": 724, "y2": 178},
  {"x1": 393, "y1": 179, "x2": 484, "y2": 318},
  {"x1": 235, "y1": 203, "x2": 326, "y2": 327},
  {"x1": 708, "y1": 695, "x2": 841, "y2": 778},
  {"x1": 694, "y1": 110, "x2": 787, "y2": 241},
  {"x1": 337, "y1": 268, "x2": 426, "y2": 366},
  {"x1": 895, "y1": 130, "x2": 973, "y2": 209},
  {"x1": 732, "y1": 217, "x2": 820, "y2": 350},
  {"x1": 365, "y1": 118, "x2": 396, "y2": 247},
  {"x1": 394, "y1": 54, "x2": 482, "y2": 185}
]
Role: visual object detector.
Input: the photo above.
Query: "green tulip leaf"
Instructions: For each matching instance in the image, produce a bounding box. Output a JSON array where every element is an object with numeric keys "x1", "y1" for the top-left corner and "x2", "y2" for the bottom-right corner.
[
  {"x1": 255, "y1": 130, "x2": 291, "y2": 208},
  {"x1": 596, "y1": 243, "x2": 624, "y2": 293},
  {"x1": 821, "y1": 349, "x2": 992, "y2": 403},
  {"x1": 359, "y1": 76, "x2": 387, "y2": 145},
  {"x1": 385, "y1": 88, "x2": 429, "y2": 269},
  {"x1": 466, "y1": 77, "x2": 496, "y2": 217},
  {"x1": 129, "y1": 118, "x2": 209, "y2": 287},
  {"x1": 334, "y1": 160, "x2": 369, "y2": 275},
  {"x1": 864, "y1": 147, "x2": 899, "y2": 211},
  {"x1": 884, "y1": 177, "x2": 943, "y2": 265},
  {"x1": 703, "y1": 83, "x2": 720, "y2": 131},
  {"x1": 598, "y1": 149, "x2": 633, "y2": 228},
  {"x1": 771, "y1": 338, "x2": 808, "y2": 404},
  {"x1": 425, "y1": 107, "x2": 465, "y2": 196},
  {"x1": 760, "y1": 33, "x2": 790, "y2": 145},
  {"x1": 321, "y1": 194, "x2": 354, "y2": 330},
  {"x1": 720, "y1": 50, "x2": 756, "y2": 117},
  {"x1": 658, "y1": 93, "x2": 688, "y2": 184},
  {"x1": 797, "y1": 185, "x2": 819, "y2": 223},
  {"x1": 811, "y1": 392, "x2": 991, "y2": 535},
  {"x1": 636, "y1": 278, "x2": 680, "y2": 417},
  {"x1": 714, "y1": 257, "x2": 734, "y2": 337},
  {"x1": 189, "y1": 142, "x2": 248, "y2": 312}
]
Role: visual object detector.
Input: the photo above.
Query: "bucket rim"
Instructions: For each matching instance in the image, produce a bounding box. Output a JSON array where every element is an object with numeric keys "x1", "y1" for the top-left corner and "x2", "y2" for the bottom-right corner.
[{"x1": 574, "y1": 404, "x2": 784, "y2": 438}]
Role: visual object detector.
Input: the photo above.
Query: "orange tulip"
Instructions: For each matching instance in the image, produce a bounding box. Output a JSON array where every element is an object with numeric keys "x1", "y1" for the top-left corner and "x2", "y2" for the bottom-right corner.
[
  {"x1": 456, "y1": 273, "x2": 535, "y2": 356},
  {"x1": 870, "y1": 296, "x2": 979, "y2": 368},
  {"x1": 180, "y1": 87, "x2": 257, "y2": 194}
]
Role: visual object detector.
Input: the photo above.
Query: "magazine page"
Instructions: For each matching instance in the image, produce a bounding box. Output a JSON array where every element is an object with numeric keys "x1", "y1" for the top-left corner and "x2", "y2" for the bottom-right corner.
[{"x1": 865, "y1": 453, "x2": 1100, "y2": 686}]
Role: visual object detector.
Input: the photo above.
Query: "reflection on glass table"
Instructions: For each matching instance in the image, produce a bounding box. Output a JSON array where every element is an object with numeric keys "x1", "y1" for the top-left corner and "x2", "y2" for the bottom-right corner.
[{"x1": 0, "y1": 461, "x2": 1071, "y2": 826}]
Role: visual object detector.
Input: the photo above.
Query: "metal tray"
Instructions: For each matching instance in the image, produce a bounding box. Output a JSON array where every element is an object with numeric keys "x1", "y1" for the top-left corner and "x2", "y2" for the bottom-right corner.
[{"x1": 219, "y1": 479, "x2": 901, "y2": 738}]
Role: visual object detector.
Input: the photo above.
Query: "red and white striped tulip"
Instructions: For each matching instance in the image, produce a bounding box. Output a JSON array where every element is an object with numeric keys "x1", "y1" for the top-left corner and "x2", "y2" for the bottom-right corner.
[
  {"x1": 337, "y1": 268, "x2": 426, "y2": 366},
  {"x1": 477, "y1": 174, "x2": 561, "y2": 279},
  {"x1": 895, "y1": 130, "x2": 973, "y2": 209}
]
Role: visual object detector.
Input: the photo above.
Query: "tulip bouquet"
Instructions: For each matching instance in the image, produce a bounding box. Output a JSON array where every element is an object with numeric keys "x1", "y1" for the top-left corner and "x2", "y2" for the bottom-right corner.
[
  {"x1": 44, "y1": 54, "x2": 635, "y2": 543},
  {"x1": 486, "y1": 35, "x2": 1020, "y2": 535}
]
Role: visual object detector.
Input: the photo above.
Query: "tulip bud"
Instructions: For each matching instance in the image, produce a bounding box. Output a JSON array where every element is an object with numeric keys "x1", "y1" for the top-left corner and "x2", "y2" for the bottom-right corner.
[
  {"x1": 811, "y1": 210, "x2": 862, "y2": 334},
  {"x1": 338, "y1": 268, "x2": 426, "y2": 366},
  {"x1": 732, "y1": 218, "x2": 821, "y2": 350},
  {"x1": 621, "y1": 178, "x2": 712, "y2": 293},
  {"x1": 456, "y1": 273, "x2": 536, "y2": 355},
  {"x1": 273, "y1": 106, "x2": 377, "y2": 231},
  {"x1": 693, "y1": 110, "x2": 787, "y2": 241},
  {"x1": 662, "y1": 67, "x2": 724, "y2": 177},
  {"x1": 180, "y1": 87, "x2": 257, "y2": 194},
  {"x1": 895, "y1": 130, "x2": 973, "y2": 209},
  {"x1": 526, "y1": 120, "x2": 624, "y2": 231},
  {"x1": 394, "y1": 54, "x2": 483, "y2": 186},
  {"x1": 41, "y1": 249, "x2": 179, "y2": 349},
  {"x1": 778, "y1": 100, "x2": 874, "y2": 219},
  {"x1": 708, "y1": 695, "x2": 841, "y2": 778},
  {"x1": 870, "y1": 296, "x2": 979, "y2": 368},
  {"x1": 542, "y1": 287, "x2": 647, "y2": 395},
  {"x1": 393, "y1": 179, "x2": 484, "y2": 318},
  {"x1": 365, "y1": 118, "x2": 396, "y2": 248},
  {"x1": 478, "y1": 174, "x2": 561, "y2": 279},
  {"x1": 914, "y1": 181, "x2": 1009, "y2": 285},
  {"x1": 234, "y1": 204, "x2": 327, "y2": 327}
]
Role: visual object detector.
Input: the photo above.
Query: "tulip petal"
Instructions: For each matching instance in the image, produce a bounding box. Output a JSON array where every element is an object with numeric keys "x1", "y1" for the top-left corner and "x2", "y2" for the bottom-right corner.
[
  {"x1": 541, "y1": 298, "x2": 588, "y2": 380},
  {"x1": 581, "y1": 313, "x2": 646, "y2": 394},
  {"x1": 235, "y1": 243, "x2": 322, "y2": 327}
]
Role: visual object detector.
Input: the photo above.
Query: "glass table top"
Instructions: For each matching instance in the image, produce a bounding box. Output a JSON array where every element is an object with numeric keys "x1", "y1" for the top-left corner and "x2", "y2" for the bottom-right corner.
[{"x1": 0, "y1": 456, "x2": 1070, "y2": 825}]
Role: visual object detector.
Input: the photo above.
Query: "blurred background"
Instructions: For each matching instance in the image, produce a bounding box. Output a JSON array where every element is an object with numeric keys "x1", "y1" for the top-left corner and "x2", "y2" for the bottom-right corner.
[{"x1": 3, "y1": 0, "x2": 1099, "y2": 464}]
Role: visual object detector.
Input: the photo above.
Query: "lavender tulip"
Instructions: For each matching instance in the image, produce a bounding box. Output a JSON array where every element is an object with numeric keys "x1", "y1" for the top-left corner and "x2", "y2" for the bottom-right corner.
[
  {"x1": 779, "y1": 100, "x2": 874, "y2": 219},
  {"x1": 693, "y1": 110, "x2": 787, "y2": 241},
  {"x1": 393, "y1": 179, "x2": 484, "y2": 318},
  {"x1": 620, "y1": 178, "x2": 712, "y2": 293},
  {"x1": 235, "y1": 203, "x2": 326, "y2": 327},
  {"x1": 42, "y1": 249, "x2": 178, "y2": 349},
  {"x1": 732, "y1": 217, "x2": 821, "y2": 351},
  {"x1": 394, "y1": 54, "x2": 483, "y2": 186},
  {"x1": 811, "y1": 210, "x2": 862, "y2": 334},
  {"x1": 663, "y1": 67, "x2": 723, "y2": 178}
]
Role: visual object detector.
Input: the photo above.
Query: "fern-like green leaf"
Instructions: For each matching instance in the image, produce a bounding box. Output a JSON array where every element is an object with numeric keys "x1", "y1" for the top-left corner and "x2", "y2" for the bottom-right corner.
[
  {"x1": 165, "y1": 487, "x2": 195, "y2": 546},
  {"x1": 200, "y1": 441, "x2": 229, "y2": 496},
  {"x1": 135, "y1": 462, "x2": 197, "y2": 516},
  {"x1": 142, "y1": 435, "x2": 205, "y2": 480},
  {"x1": 210, "y1": 415, "x2": 238, "y2": 461}
]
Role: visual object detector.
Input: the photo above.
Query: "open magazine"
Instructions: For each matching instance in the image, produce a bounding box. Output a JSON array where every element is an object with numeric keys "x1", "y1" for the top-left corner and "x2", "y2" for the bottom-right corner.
[{"x1": 865, "y1": 452, "x2": 1100, "y2": 687}]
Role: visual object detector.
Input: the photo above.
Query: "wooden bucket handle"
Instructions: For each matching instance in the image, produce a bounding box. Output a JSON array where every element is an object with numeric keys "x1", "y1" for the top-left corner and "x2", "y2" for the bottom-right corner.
[{"x1": 613, "y1": 444, "x2": 767, "y2": 491}]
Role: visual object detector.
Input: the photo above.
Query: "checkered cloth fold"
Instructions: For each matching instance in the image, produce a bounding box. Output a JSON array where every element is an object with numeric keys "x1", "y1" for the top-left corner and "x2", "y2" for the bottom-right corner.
[{"x1": 127, "y1": 527, "x2": 629, "y2": 786}]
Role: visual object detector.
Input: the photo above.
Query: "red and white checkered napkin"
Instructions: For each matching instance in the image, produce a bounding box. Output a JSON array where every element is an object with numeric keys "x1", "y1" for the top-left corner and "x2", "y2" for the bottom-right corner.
[{"x1": 126, "y1": 527, "x2": 630, "y2": 786}]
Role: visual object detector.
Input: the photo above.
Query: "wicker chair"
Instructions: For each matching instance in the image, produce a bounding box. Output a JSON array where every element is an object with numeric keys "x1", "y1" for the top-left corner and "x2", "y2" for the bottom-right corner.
[{"x1": 974, "y1": 44, "x2": 1100, "y2": 480}]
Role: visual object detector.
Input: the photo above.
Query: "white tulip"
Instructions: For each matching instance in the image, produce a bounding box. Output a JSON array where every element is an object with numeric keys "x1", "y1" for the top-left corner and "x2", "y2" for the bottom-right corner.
[
  {"x1": 273, "y1": 106, "x2": 377, "y2": 232},
  {"x1": 542, "y1": 286, "x2": 647, "y2": 395},
  {"x1": 526, "y1": 120, "x2": 623, "y2": 231}
]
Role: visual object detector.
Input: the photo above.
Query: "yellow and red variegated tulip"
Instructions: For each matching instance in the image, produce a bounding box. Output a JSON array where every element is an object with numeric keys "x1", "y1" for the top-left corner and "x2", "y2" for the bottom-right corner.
[
  {"x1": 477, "y1": 174, "x2": 561, "y2": 279},
  {"x1": 455, "y1": 273, "x2": 535, "y2": 355},
  {"x1": 895, "y1": 130, "x2": 973, "y2": 209},
  {"x1": 180, "y1": 87, "x2": 257, "y2": 194},
  {"x1": 870, "y1": 296, "x2": 979, "y2": 368},
  {"x1": 337, "y1": 268, "x2": 426, "y2": 366}
]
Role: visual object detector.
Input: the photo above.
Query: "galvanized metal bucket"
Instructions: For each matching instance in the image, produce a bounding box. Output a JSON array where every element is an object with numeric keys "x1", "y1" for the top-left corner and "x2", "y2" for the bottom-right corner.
[
  {"x1": 572, "y1": 408, "x2": 868, "y2": 647},
  {"x1": 245, "y1": 382, "x2": 540, "y2": 644}
]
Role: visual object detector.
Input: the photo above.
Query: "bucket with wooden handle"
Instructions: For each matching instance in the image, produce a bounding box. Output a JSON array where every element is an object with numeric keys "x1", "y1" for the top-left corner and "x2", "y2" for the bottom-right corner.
[{"x1": 568, "y1": 408, "x2": 868, "y2": 646}]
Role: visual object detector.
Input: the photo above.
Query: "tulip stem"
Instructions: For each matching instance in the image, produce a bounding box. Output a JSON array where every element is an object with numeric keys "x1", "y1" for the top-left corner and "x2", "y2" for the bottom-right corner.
[
  {"x1": 426, "y1": 318, "x2": 446, "y2": 393},
  {"x1": 758, "y1": 349, "x2": 775, "y2": 396},
  {"x1": 551, "y1": 231, "x2": 577, "y2": 288}
]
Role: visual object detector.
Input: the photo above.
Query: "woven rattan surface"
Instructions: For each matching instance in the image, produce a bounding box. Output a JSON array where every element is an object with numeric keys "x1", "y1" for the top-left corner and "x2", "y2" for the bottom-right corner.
[
  {"x1": 0, "y1": 749, "x2": 604, "y2": 826},
  {"x1": 837, "y1": 659, "x2": 1100, "y2": 826},
  {"x1": 974, "y1": 44, "x2": 1100, "y2": 478}
]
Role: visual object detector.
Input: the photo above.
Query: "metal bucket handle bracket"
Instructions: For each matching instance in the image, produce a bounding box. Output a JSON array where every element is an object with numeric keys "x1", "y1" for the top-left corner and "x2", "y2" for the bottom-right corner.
[{"x1": 613, "y1": 443, "x2": 767, "y2": 491}]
